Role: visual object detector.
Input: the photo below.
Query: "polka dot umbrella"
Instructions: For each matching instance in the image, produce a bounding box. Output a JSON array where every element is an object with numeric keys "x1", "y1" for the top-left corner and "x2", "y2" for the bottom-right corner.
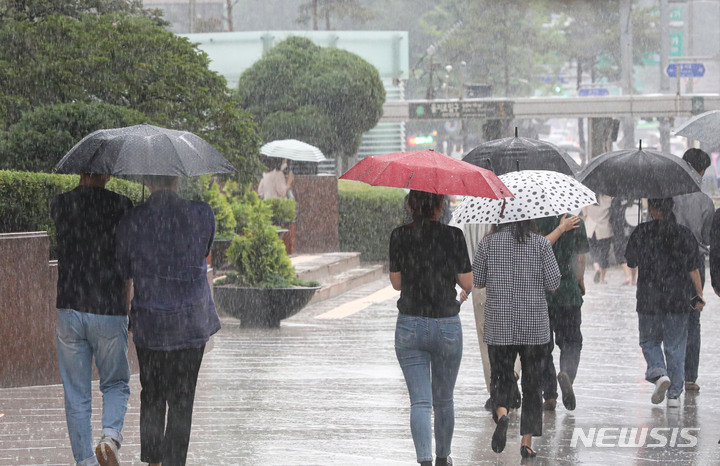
[{"x1": 452, "y1": 170, "x2": 596, "y2": 225}]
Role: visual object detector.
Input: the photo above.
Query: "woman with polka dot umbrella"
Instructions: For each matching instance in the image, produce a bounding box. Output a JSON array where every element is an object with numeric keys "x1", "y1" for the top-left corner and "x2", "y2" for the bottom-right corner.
[{"x1": 452, "y1": 170, "x2": 596, "y2": 225}]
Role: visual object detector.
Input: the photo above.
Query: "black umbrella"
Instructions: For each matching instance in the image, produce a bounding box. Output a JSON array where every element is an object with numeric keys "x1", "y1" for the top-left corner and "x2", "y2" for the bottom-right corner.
[
  {"x1": 462, "y1": 128, "x2": 580, "y2": 176},
  {"x1": 576, "y1": 141, "x2": 702, "y2": 199},
  {"x1": 54, "y1": 124, "x2": 236, "y2": 176}
]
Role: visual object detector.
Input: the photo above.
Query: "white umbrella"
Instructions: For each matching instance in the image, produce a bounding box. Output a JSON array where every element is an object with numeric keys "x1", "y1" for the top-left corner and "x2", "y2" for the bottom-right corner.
[
  {"x1": 452, "y1": 170, "x2": 596, "y2": 225},
  {"x1": 673, "y1": 110, "x2": 720, "y2": 148},
  {"x1": 260, "y1": 139, "x2": 326, "y2": 162}
]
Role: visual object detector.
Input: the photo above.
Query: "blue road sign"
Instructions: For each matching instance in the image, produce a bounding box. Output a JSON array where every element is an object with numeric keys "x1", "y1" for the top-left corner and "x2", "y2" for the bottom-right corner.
[
  {"x1": 578, "y1": 88, "x2": 609, "y2": 97},
  {"x1": 666, "y1": 63, "x2": 705, "y2": 78}
]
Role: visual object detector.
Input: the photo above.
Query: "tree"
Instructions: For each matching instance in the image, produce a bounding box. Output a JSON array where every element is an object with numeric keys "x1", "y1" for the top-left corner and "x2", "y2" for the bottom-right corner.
[
  {"x1": 237, "y1": 36, "x2": 385, "y2": 169},
  {"x1": 0, "y1": 9, "x2": 262, "y2": 184},
  {"x1": 296, "y1": 0, "x2": 373, "y2": 30}
]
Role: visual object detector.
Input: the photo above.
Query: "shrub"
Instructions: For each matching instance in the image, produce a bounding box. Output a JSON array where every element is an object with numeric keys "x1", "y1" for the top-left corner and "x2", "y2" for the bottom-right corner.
[
  {"x1": 337, "y1": 180, "x2": 406, "y2": 262},
  {"x1": 224, "y1": 209, "x2": 295, "y2": 288},
  {"x1": 263, "y1": 197, "x2": 297, "y2": 224},
  {"x1": 0, "y1": 170, "x2": 144, "y2": 257},
  {"x1": 205, "y1": 182, "x2": 236, "y2": 239}
]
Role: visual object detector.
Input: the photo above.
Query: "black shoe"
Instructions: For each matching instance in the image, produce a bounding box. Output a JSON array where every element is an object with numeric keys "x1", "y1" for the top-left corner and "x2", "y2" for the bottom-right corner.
[
  {"x1": 521, "y1": 445, "x2": 537, "y2": 458},
  {"x1": 557, "y1": 372, "x2": 576, "y2": 411},
  {"x1": 435, "y1": 457, "x2": 452, "y2": 466},
  {"x1": 491, "y1": 415, "x2": 509, "y2": 453},
  {"x1": 484, "y1": 397, "x2": 493, "y2": 411}
]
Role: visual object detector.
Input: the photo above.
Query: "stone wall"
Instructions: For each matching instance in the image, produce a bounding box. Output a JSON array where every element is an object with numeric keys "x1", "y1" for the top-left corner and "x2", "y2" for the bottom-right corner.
[{"x1": 293, "y1": 175, "x2": 339, "y2": 254}]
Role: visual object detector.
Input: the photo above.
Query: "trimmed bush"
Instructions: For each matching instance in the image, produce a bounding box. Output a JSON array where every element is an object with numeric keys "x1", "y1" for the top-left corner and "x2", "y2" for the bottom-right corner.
[
  {"x1": 0, "y1": 170, "x2": 144, "y2": 257},
  {"x1": 337, "y1": 179, "x2": 406, "y2": 262},
  {"x1": 263, "y1": 197, "x2": 297, "y2": 224}
]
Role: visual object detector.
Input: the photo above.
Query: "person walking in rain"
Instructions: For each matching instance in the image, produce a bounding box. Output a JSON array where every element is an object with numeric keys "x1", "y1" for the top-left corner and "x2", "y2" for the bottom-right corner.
[
  {"x1": 257, "y1": 156, "x2": 294, "y2": 199},
  {"x1": 390, "y1": 190, "x2": 472, "y2": 466},
  {"x1": 672, "y1": 148, "x2": 714, "y2": 393},
  {"x1": 625, "y1": 198, "x2": 704, "y2": 408},
  {"x1": 472, "y1": 219, "x2": 560, "y2": 458},
  {"x1": 116, "y1": 175, "x2": 220, "y2": 466},
  {"x1": 535, "y1": 214, "x2": 589, "y2": 411},
  {"x1": 51, "y1": 173, "x2": 133, "y2": 466},
  {"x1": 584, "y1": 194, "x2": 613, "y2": 284}
]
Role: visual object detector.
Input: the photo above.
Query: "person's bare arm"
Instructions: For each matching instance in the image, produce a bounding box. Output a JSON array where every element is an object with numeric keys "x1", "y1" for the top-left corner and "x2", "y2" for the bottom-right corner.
[
  {"x1": 390, "y1": 271, "x2": 401, "y2": 290},
  {"x1": 689, "y1": 269, "x2": 705, "y2": 311},
  {"x1": 545, "y1": 214, "x2": 580, "y2": 245}
]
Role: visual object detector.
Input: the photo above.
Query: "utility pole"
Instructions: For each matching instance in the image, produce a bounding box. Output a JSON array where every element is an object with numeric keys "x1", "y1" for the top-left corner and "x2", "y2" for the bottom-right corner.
[
  {"x1": 659, "y1": 0, "x2": 671, "y2": 153},
  {"x1": 620, "y1": 0, "x2": 635, "y2": 149}
]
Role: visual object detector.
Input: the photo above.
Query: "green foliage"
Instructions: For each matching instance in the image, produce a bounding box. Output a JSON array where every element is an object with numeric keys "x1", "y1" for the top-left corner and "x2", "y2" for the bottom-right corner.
[
  {"x1": 263, "y1": 197, "x2": 297, "y2": 225},
  {"x1": 224, "y1": 209, "x2": 296, "y2": 288},
  {"x1": 0, "y1": 12, "x2": 262, "y2": 184},
  {"x1": 205, "y1": 182, "x2": 236, "y2": 239},
  {"x1": 237, "y1": 36, "x2": 385, "y2": 161},
  {"x1": 337, "y1": 180, "x2": 406, "y2": 261},
  {"x1": 0, "y1": 170, "x2": 144, "y2": 257},
  {"x1": 0, "y1": 102, "x2": 148, "y2": 172}
]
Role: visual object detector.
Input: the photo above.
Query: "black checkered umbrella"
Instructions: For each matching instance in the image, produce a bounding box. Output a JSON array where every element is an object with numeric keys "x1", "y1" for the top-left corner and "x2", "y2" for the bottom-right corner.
[{"x1": 54, "y1": 124, "x2": 236, "y2": 176}]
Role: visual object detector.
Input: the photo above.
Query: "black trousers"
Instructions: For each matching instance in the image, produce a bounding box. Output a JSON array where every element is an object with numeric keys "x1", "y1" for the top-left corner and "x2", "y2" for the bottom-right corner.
[
  {"x1": 542, "y1": 305, "x2": 583, "y2": 400},
  {"x1": 488, "y1": 343, "x2": 547, "y2": 437},
  {"x1": 136, "y1": 345, "x2": 205, "y2": 466}
]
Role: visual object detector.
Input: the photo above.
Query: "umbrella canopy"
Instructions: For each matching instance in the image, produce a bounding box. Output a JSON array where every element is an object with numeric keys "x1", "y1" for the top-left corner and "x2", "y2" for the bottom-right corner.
[
  {"x1": 260, "y1": 139, "x2": 326, "y2": 162},
  {"x1": 673, "y1": 110, "x2": 720, "y2": 148},
  {"x1": 54, "y1": 124, "x2": 236, "y2": 176},
  {"x1": 339, "y1": 149, "x2": 513, "y2": 199},
  {"x1": 452, "y1": 170, "x2": 596, "y2": 225},
  {"x1": 462, "y1": 129, "x2": 580, "y2": 176},
  {"x1": 576, "y1": 144, "x2": 702, "y2": 199}
]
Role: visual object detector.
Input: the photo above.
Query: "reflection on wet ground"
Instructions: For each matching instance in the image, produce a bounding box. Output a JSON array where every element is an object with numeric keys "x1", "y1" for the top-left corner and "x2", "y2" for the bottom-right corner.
[{"x1": 1, "y1": 266, "x2": 720, "y2": 464}]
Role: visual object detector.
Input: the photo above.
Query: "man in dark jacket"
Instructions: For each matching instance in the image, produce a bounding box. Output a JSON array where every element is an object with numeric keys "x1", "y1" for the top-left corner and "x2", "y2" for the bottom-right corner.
[
  {"x1": 116, "y1": 175, "x2": 220, "y2": 466},
  {"x1": 52, "y1": 173, "x2": 133, "y2": 466}
]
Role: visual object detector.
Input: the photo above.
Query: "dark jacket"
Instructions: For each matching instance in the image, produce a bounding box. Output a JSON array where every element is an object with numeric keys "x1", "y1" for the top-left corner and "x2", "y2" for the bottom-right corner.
[{"x1": 116, "y1": 190, "x2": 220, "y2": 350}]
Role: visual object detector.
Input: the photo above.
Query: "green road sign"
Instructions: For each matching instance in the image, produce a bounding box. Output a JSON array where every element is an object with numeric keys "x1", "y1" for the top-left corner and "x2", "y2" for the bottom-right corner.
[
  {"x1": 670, "y1": 31, "x2": 683, "y2": 57},
  {"x1": 409, "y1": 100, "x2": 514, "y2": 120}
]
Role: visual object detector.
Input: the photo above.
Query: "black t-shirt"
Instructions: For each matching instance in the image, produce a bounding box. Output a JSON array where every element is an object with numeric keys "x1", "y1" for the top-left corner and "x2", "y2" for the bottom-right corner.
[
  {"x1": 389, "y1": 220, "x2": 471, "y2": 318},
  {"x1": 625, "y1": 220, "x2": 700, "y2": 314},
  {"x1": 51, "y1": 186, "x2": 133, "y2": 316}
]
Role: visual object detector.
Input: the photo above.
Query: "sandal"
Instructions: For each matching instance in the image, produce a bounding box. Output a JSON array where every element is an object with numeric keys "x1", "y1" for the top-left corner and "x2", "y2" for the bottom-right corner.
[
  {"x1": 520, "y1": 445, "x2": 537, "y2": 458},
  {"x1": 491, "y1": 415, "x2": 509, "y2": 453}
]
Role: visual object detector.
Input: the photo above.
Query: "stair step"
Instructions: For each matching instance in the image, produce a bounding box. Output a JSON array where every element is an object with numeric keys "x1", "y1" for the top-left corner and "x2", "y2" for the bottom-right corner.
[
  {"x1": 292, "y1": 252, "x2": 361, "y2": 283},
  {"x1": 308, "y1": 264, "x2": 385, "y2": 304}
]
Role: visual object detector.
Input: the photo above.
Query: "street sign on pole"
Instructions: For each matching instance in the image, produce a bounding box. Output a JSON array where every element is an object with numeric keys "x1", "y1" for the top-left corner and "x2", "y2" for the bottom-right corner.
[
  {"x1": 409, "y1": 100, "x2": 514, "y2": 120},
  {"x1": 578, "y1": 88, "x2": 610, "y2": 97},
  {"x1": 666, "y1": 63, "x2": 705, "y2": 77}
]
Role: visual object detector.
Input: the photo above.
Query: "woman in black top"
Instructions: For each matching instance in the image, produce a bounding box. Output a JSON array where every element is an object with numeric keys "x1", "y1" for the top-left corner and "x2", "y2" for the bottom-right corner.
[
  {"x1": 625, "y1": 198, "x2": 704, "y2": 408},
  {"x1": 389, "y1": 190, "x2": 473, "y2": 466}
]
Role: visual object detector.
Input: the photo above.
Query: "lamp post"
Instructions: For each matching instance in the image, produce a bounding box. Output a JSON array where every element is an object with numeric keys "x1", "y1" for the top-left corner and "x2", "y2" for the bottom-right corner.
[{"x1": 426, "y1": 45, "x2": 436, "y2": 100}]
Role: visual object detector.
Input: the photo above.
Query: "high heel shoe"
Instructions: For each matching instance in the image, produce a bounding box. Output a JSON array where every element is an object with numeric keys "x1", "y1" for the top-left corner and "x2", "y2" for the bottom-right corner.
[{"x1": 520, "y1": 445, "x2": 537, "y2": 458}]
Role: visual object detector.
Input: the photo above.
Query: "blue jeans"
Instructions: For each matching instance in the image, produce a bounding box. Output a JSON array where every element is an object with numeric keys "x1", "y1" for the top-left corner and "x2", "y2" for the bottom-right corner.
[
  {"x1": 57, "y1": 309, "x2": 130, "y2": 465},
  {"x1": 395, "y1": 314, "x2": 462, "y2": 463},
  {"x1": 638, "y1": 312, "x2": 689, "y2": 399}
]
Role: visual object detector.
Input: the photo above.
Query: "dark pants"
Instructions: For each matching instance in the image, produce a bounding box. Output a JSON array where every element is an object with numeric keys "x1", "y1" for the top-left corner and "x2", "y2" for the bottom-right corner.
[
  {"x1": 685, "y1": 260, "x2": 705, "y2": 383},
  {"x1": 136, "y1": 345, "x2": 205, "y2": 466},
  {"x1": 542, "y1": 305, "x2": 583, "y2": 400},
  {"x1": 488, "y1": 344, "x2": 547, "y2": 437},
  {"x1": 588, "y1": 235, "x2": 612, "y2": 269}
]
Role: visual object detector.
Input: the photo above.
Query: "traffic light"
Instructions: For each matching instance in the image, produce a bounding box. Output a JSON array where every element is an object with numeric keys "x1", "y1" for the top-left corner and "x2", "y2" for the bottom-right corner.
[{"x1": 553, "y1": 84, "x2": 562, "y2": 94}]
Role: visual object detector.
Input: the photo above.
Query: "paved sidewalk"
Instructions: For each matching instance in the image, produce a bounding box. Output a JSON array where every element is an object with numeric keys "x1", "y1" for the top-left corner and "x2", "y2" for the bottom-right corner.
[{"x1": 2, "y1": 266, "x2": 720, "y2": 465}]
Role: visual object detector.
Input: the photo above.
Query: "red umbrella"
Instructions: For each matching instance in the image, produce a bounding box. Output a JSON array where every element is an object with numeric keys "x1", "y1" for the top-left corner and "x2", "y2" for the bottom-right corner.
[{"x1": 339, "y1": 149, "x2": 513, "y2": 199}]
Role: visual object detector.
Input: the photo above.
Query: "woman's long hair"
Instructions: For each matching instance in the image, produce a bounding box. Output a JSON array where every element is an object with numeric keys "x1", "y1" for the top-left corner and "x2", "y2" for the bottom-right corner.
[
  {"x1": 407, "y1": 190, "x2": 445, "y2": 223},
  {"x1": 489, "y1": 220, "x2": 537, "y2": 242}
]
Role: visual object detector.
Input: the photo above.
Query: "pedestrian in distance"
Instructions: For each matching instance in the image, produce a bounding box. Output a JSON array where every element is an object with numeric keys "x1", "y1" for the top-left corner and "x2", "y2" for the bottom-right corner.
[
  {"x1": 673, "y1": 148, "x2": 714, "y2": 393},
  {"x1": 390, "y1": 190, "x2": 472, "y2": 466},
  {"x1": 472, "y1": 219, "x2": 561, "y2": 458},
  {"x1": 625, "y1": 197, "x2": 704, "y2": 409},
  {"x1": 257, "y1": 156, "x2": 294, "y2": 200},
  {"x1": 535, "y1": 214, "x2": 589, "y2": 412},
  {"x1": 51, "y1": 173, "x2": 133, "y2": 466},
  {"x1": 610, "y1": 196, "x2": 639, "y2": 286},
  {"x1": 116, "y1": 175, "x2": 221, "y2": 466},
  {"x1": 584, "y1": 194, "x2": 613, "y2": 285}
]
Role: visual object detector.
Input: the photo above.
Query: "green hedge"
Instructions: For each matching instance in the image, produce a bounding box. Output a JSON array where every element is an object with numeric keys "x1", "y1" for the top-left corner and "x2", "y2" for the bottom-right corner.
[
  {"x1": 0, "y1": 170, "x2": 144, "y2": 257},
  {"x1": 338, "y1": 179, "x2": 406, "y2": 262}
]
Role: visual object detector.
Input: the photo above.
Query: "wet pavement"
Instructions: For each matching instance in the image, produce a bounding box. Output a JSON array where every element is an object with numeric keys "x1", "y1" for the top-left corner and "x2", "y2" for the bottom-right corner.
[{"x1": 1, "y1": 265, "x2": 720, "y2": 465}]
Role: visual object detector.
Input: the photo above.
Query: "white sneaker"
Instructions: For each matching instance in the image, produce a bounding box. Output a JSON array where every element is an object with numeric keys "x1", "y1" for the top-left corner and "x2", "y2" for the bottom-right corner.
[
  {"x1": 651, "y1": 376, "x2": 671, "y2": 404},
  {"x1": 95, "y1": 435, "x2": 120, "y2": 466},
  {"x1": 667, "y1": 397, "x2": 680, "y2": 408}
]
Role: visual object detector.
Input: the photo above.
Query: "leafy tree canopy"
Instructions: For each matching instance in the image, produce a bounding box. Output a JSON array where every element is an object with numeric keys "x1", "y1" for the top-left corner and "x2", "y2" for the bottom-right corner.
[
  {"x1": 0, "y1": 8, "x2": 262, "y2": 184},
  {"x1": 237, "y1": 36, "x2": 385, "y2": 163}
]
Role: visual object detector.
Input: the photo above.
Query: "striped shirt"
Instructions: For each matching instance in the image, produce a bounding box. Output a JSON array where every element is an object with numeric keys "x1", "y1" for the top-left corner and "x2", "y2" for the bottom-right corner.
[{"x1": 472, "y1": 224, "x2": 561, "y2": 345}]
